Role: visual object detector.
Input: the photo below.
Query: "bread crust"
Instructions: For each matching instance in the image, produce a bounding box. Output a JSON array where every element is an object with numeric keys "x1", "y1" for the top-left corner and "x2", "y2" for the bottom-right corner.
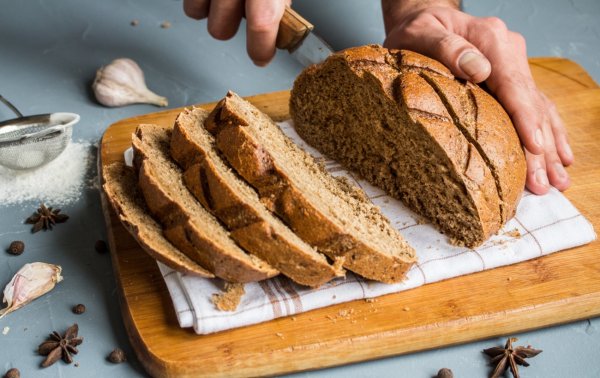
[
  {"x1": 207, "y1": 92, "x2": 415, "y2": 284},
  {"x1": 133, "y1": 124, "x2": 279, "y2": 283},
  {"x1": 290, "y1": 45, "x2": 526, "y2": 246},
  {"x1": 101, "y1": 162, "x2": 214, "y2": 277},
  {"x1": 171, "y1": 108, "x2": 344, "y2": 287}
]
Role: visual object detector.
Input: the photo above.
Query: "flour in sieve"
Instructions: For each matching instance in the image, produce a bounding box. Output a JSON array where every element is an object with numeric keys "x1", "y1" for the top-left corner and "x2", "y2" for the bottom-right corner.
[{"x1": 0, "y1": 141, "x2": 94, "y2": 205}]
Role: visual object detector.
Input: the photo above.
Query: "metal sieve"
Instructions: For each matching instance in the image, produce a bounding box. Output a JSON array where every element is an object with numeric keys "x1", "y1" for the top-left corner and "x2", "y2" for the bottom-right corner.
[{"x1": 0, "y1": 95, "x2": 80, "y2": 170}]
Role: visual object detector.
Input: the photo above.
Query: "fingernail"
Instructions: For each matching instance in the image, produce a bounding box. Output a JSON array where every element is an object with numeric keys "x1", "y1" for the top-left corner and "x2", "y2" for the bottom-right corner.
[
  {"x1": 553, "y1": 162, "x2": 568, "y2": 180},
  {"x1": 564, "y1": 142, "x2": 573, "y2": 160},
  {"x1": 459, "y1": 52, "x2": 489, "y2": 79},
  {"x1": 535, "y1": 128, "x2": 544, "y2": 148},
  {"x1": 535, "y1": 168, "x2": 550, "y2": 187}
]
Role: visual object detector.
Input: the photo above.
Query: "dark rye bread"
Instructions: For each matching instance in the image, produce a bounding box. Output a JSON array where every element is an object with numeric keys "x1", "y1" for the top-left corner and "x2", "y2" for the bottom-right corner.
[
  {"x1": 170, "y1": 107, "x2": 344, "y2": 287},
  {"x1": 205, "y1": 91, "x2": 416, "y2": 283},
  {"x1": 102, "y1": 161, "x2": 214, "y2": 277},
  {"x1": 290, "y1": 45, "x2": 526, "y2": 247},
  {"x1": 132, "y1": 123, "x2": 279, "y2": 283}
]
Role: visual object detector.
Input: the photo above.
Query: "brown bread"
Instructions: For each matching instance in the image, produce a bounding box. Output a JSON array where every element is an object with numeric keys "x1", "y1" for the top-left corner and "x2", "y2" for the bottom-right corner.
[
  {"x1": 101, "y1": 161, "x2": 213, "y2": 277},
  {"x1": 290, "y1": 45, "x2": 526, "y2": 247},
  {"x1": 206, "y1": 91, "x2": 416, "y2": 284},
  {"x1": 170, "y1": 107, "x2": 344, "y2": 287},
  {"x1": 132, "y1": 123, "x2": 279, "y2": 282}
]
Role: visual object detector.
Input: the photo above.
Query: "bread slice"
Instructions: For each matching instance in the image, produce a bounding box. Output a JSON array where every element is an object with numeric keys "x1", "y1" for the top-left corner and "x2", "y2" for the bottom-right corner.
[
  {"x1": 290, "y1": 45, "x2": 526, "y2": 247},
  {"x1": 205, "y1": 91, "x2": 416, "y2": 283},
  {"x1": 132, "y1": 123, "x2": 279, "y2": 283},
  {"x1": 102, "y1": 161, "x2": 213, "y2": 277},
  {"x1": 170, "y1": 107, "x2": 344, "y2": 287}
]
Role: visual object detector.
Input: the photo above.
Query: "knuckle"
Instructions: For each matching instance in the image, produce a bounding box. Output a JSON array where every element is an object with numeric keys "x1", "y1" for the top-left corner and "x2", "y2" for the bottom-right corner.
[
  {"x1": 248, "y1": 11, "x2": 281, "y2": 33},
  {"x1": 510, "y1": 31, "x2": 526, "y2": 47},
  {"x1": 483, "y1": 16, "x2": 508, "y2": 33},
  {"x1": 401, "y1": 13, "x2": 437, "y2": 37}
]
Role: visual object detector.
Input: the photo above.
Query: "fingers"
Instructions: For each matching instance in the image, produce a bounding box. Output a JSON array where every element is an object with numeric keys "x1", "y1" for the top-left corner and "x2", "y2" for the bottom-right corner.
[
  {"x1": 472, "y1": 28, "x2": 546, "y2": 156},
  {"x1": 207, "y1": 0, "x2": 244, "y2": 40},
  {"x1": 245, "y1": 0, "x2": 287, "y2": 66},
  {"x1": 540, "y1": 92, "x2": 574, "y2": 166},
  {"x1": 525, "y1": 148, "x2": 550, "y2": 195},
  {"x1": 523, "y1": 95, "x2": 572, "y2": 194},
  {"x1": 183, "y1": 0, "x2": 210, "y2": 19},
  {"x1": 384, "y1": 12, "x2": 491, "y2": 83}
]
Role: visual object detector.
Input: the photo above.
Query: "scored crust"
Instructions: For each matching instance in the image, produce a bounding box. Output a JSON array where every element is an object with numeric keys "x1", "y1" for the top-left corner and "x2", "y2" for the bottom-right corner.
[{"x1": 290, "y1": 45, "x2": 526, "y2": 247}]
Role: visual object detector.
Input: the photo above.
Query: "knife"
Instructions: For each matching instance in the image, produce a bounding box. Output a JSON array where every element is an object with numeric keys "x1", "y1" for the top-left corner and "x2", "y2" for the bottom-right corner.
[{"x1": 276, "y1": 7, "x2": 334, "y2": 67}]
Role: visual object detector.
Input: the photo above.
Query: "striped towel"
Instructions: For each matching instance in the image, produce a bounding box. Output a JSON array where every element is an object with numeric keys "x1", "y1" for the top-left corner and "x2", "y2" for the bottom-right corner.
[{"x1": 126, "y1": 120, "x2": 597, "y2": 335}]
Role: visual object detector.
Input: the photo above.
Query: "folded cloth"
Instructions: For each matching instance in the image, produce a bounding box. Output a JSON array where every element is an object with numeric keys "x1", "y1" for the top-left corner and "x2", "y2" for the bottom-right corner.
[{"x1": 124, "y1": 120, "x2": 596, "y2": 335}]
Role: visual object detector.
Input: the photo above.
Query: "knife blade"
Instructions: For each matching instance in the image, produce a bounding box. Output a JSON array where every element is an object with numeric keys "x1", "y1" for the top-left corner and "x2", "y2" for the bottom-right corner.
[{"x1": 276, "y1": 7, "x2": 334, "y2": 67}]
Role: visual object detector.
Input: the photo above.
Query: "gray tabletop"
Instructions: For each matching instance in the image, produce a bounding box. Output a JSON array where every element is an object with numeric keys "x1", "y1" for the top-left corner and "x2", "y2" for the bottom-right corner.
[{"x1": 1, "y1": 0, "x2": 599, "y2": 377}]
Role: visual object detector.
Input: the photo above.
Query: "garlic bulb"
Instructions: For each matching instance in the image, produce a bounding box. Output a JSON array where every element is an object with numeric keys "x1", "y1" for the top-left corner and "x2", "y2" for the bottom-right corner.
[
  {"x1": 0, "y1": 262, "x2": 63, "y2": 318},
  {"x1": 93, "y1": 58, "x2": 168, "y2": 107}
]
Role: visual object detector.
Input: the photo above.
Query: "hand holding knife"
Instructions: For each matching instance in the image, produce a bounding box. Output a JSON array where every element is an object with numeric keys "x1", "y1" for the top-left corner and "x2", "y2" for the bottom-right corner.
[{"x1": 276, "y1": 7, "x2": 334, "y2": 67}]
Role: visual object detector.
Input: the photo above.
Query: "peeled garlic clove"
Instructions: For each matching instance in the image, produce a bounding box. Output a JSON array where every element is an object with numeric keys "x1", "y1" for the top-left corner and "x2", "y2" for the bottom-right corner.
[
  {"x1": 0, "y1": 262, "x2": 63, "y2": 318},
  {"x1": 93, "y1": 58, "x2": 168, "y2": 107}
]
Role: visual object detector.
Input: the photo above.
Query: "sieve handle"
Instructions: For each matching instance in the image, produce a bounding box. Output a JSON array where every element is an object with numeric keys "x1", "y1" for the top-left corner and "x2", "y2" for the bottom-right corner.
[{"x1": 0, "y1": 94, "x2": 23, "y2": 118}]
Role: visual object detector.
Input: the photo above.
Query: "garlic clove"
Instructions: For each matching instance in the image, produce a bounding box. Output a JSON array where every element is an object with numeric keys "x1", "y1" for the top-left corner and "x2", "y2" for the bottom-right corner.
[
  {"x1": 0, "y1": 262, "x2": 63, "y2": 318},
  {"x1": 93, "y1": 58, "x2": 168, "y2": 107}
]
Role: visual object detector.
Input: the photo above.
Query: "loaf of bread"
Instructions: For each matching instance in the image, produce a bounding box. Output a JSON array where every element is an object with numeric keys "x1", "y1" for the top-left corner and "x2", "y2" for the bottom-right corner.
[
  {"x1": 132, "y1": 123, "x2": 279, "y2": 282},
  {"x1": 101, "y1": 161, "x2": 213, "y2": 277},
  {"x1": 170, "y1": 107, "x2": 344, "y2": 287},
  {"x1": 206, "y1": 91, "x2": 416, "y2": 283},
  {"x1": 290, "y1": 45, "x2": 526, "y2": 247}
]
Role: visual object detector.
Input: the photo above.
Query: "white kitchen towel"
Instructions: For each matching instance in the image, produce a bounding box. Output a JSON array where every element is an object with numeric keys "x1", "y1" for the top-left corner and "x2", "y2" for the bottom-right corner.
[{"x1": 124, "y1": 120, "x2": 596, "y2": 335}]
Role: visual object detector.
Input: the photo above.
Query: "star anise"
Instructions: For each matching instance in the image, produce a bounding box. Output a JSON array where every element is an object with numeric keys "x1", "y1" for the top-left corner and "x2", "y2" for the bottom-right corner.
[
  {"x1": 483, "y1": 337, "x2": 542, "y2": 378},
  {"x1": 37, "y1": 323, "x2": 83, "y2": 367},
  {"x1": 25, "y1": 203, "x2": 69, "y2": 233}
]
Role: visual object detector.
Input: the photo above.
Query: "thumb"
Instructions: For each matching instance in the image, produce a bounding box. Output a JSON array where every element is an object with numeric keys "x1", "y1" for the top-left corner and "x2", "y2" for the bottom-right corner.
[{"x1": 385, "y1": 22, "x2": 491, "y2": 83}]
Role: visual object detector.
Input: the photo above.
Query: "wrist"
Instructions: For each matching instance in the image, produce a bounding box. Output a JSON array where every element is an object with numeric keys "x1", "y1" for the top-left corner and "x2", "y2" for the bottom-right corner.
[{"x1": 382, "y1": 0, "x2": 460, "y2": 32}]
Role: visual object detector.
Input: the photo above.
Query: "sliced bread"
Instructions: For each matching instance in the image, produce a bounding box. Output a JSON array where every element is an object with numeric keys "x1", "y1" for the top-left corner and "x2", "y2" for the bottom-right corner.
[
  {"x1": 170, "y1": 107, "x2": 344, "y2": 287},
  {"x1": 205, "y1": 91, "x2": 416, "y2": 284},
  {"x1": 290, "y1": 45, "x2": 526, "y2": 247},
  {"x1": 101, "y1": 161, "x2": 213, "y2": 277},
  {"x1": 132, "y1": 123, "x2": 279, "y2": 283}
]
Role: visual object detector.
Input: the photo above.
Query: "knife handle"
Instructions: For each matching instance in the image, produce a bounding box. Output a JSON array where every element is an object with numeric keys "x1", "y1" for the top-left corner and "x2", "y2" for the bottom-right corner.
[{"x1": 276, "y1": 7, "x2": 314, "y2": 51}]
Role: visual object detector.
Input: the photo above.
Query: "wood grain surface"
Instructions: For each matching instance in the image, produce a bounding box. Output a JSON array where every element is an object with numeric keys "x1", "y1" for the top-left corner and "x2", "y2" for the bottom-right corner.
[{"x1": 99, "y1": 57, "x2": 600, "y2": 378}]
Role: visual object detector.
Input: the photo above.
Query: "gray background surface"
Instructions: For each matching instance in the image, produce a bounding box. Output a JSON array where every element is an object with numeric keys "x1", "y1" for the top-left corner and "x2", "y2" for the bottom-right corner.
[{"x1": 1, "y1": 0, "x2": 599, "y2": 376}]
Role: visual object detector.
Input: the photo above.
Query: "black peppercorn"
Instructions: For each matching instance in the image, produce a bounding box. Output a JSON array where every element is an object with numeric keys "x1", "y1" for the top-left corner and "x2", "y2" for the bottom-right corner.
[
  {"x1": 95, "y1": 240, "x2": 108, "y2": 254},
  {"x1": 108, "y1": 348, "x2": 126, "y2": 364},
  {"x1": 7, "y1": 241, "x2": 24, "y2": 255},
  {"x1": 72, "y1": 304, "x2": 86, "y2": 314},
  {"x1": 4, "y1": 368, "x2": 20, "y2": 378}
]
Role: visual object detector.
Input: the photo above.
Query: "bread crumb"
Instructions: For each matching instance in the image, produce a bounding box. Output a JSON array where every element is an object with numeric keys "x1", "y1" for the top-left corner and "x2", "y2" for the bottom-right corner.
[
  {"x1": 130, "y1": 19, "x2": 139, "y2": 26},
  {"x1": 276, "y1": 332, "x2": 284, "y2": 338},
  {"x1": 2, "y1": 326, "x2": 9, "y2": 335},
  {"x1": 160, "y1": 21, "x2": 171, "y2": 29},
  {"x1": 507, "y1": 276, "x2": 512, "y2": 281},
  {"x1": 403, "y1": 307, "x2": 410, "y2": 312},
  {"x1": 291, "y1": 316, "x2": 297, "y2": 321},
  {"x1": 504, "y1": 228, "x2": 521, "y2": 238},
  {"x1": 365, "y1": 298, "x2": 376, "y2": 303},
  {"x1": 211, "y1": 283, "x2": 245, "y2": 311}
]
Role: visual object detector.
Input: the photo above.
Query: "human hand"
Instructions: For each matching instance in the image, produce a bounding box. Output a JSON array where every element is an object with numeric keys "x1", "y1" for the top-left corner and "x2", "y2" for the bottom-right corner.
[
  {"x1": 382, "y1": 1, "x2": 573, "y2": 195},
  {"x1": 183, "y1": 0, "x2": 291, "y2": 66}
]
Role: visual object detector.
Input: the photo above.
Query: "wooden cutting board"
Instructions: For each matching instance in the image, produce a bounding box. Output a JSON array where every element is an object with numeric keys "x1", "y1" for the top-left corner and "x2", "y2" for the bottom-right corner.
[{"x1": 99, "y1": 57, "x2": 600, "y2": 378}]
